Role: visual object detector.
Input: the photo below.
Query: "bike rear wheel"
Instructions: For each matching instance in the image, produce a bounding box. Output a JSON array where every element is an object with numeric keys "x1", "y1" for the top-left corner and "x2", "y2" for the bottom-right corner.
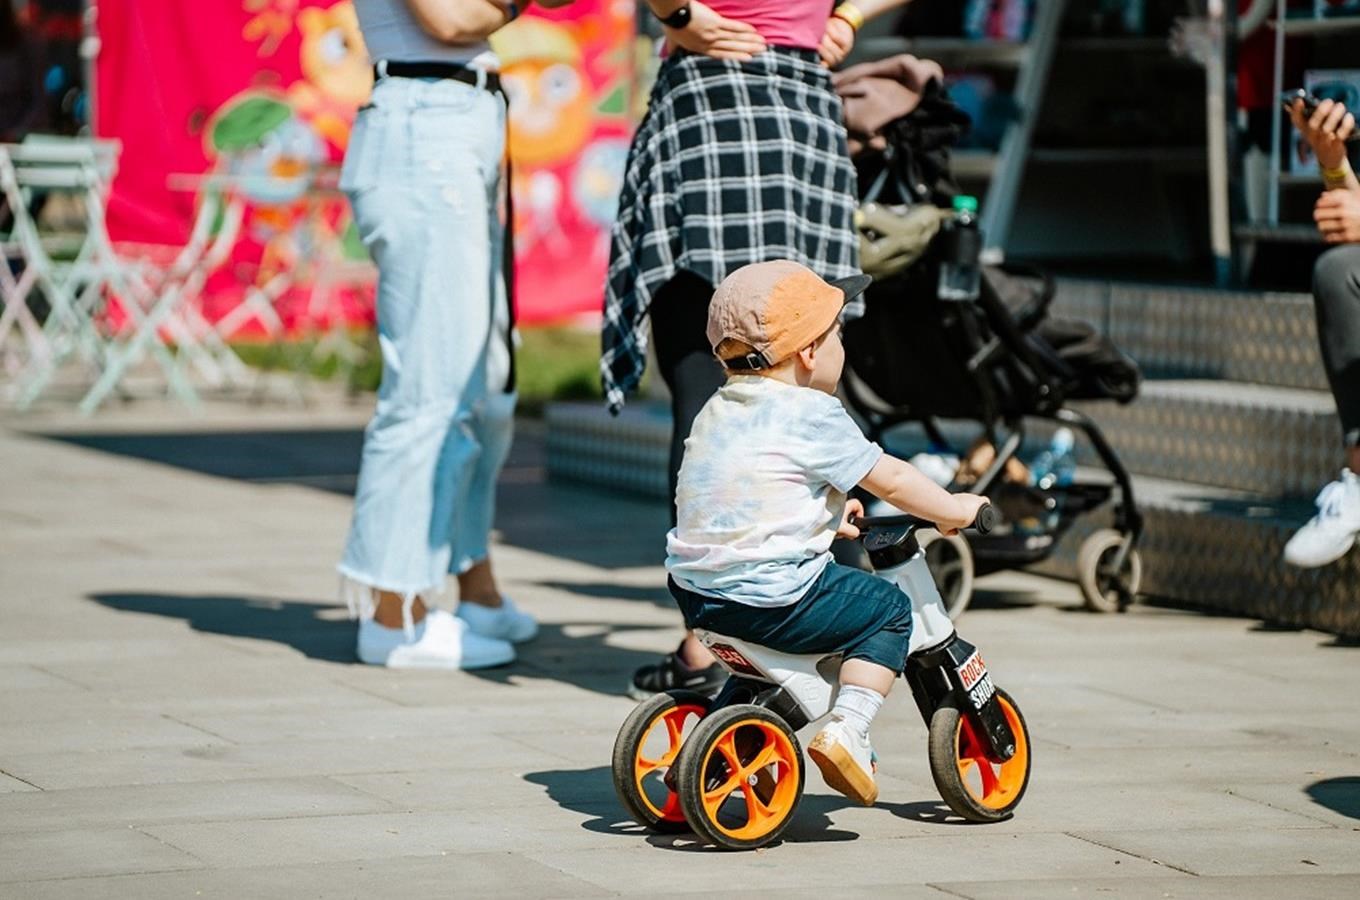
[
  {"x1": 611, "y1": 690, "x2": 711, "y2": 832},
  {"x1": 674, "y1": 704, "x2": 804, "y2": 850}
]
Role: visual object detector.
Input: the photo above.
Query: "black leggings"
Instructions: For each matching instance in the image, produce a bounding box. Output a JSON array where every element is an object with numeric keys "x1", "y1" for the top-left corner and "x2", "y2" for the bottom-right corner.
[
  {"x1": 1312, "y1": 246, "x2": 1360, "y2": 449},
  {"x1": 648, "y1": 271, "x2": 726, "y2": 525}
]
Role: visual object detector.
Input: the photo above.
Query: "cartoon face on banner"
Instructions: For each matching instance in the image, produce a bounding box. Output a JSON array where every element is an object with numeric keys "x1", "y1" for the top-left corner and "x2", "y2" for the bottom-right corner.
[
  {"x1": 489, "y1": 1, "x2": 636, "y2": 321},
  {"x1": 101, "y1": 0, "x2": 636, "y2": 326},
  {"x1": 297, "y1": 2, "x2": 371, "y2": 106},
  {"x1": 494, "y1": 19, "x2": 593, "y2": 169},
  {"x1": 205, "y1": 91, "x2": 326, "y2": 206}
]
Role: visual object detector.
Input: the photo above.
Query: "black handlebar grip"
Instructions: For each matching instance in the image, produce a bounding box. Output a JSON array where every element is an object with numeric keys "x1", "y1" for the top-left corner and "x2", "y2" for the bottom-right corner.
[{"x1": 973, "y1": 503, "x2": 997, "y2": 535}]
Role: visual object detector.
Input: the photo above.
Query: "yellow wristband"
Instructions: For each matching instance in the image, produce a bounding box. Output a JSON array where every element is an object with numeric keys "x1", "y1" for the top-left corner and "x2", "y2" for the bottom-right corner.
[
  {"x1": 1323, "y1": 161, "x2": 1352, "y2": 188},
  {"x1": 833, "y1": 2, "x2": 865, "y2": 32}
]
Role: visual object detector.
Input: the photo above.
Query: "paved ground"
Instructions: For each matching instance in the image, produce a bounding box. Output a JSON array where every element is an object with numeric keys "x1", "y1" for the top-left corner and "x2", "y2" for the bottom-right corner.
[{"x1": 2, "y1": 396, "x2": 1359, "y2": 898}]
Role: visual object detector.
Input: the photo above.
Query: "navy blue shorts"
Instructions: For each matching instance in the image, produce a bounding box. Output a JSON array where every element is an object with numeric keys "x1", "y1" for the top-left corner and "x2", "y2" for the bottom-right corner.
[{"x1": 670, "y1": 562, "x2": 914, "y2": 673}]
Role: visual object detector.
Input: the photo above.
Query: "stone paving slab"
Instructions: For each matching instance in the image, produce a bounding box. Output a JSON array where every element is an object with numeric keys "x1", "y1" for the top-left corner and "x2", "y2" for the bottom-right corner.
[
  {"x1": 0, "y1": 827, "x2": 202, "y2": 884},
  {"x1": 2, "y1": 404, "x2": 1360, "y2": 896},
  {"x1": 0, "y1": 854, "x2": 611, "y2": 900},
  {"x1": 0, "y1": 777, "x2": 395, "y2": 835},
  {"x1": 934, "y1": 874, "x2": 1360, "y2": 899}
]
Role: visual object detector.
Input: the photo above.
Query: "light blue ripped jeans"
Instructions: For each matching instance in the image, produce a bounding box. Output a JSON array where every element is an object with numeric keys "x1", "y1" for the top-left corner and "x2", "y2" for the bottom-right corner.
[{"x1": 337, "y1": 73, "x2": 515, "y2": 611}]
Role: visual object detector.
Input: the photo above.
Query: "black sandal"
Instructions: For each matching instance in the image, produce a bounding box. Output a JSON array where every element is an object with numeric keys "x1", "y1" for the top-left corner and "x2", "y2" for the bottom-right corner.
[{"x1": 626, "y1": 644, "x2": 727, "y2": 700}]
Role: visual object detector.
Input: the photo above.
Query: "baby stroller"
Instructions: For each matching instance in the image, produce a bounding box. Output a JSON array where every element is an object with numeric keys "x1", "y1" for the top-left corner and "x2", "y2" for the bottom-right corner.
[{"x1": 834, "y1": 57, "x2": 1144, "y2": 616}]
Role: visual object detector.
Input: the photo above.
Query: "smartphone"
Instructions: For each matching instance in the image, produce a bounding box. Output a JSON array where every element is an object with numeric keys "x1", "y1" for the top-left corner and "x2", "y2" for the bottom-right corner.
[
  {"x1": 1282, "y1": 88, "x2": 1322, "y2": 118},
  {"x1": 1282, "y1": 88, "x2": 1360, "y2": 142}
]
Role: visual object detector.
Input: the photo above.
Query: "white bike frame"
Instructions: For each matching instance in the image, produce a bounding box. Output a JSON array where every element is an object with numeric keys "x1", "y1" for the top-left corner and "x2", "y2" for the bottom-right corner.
[{"x1": 694, "y1": 547, "x2": 956, "y2": 723}]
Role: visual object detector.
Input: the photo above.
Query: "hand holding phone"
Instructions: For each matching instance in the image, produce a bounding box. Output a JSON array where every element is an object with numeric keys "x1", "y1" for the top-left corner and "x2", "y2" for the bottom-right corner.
[
  {"x1": 1283, "y1": 89, "x2": 1359, "y2": 171},
  {"x1": 1282, "y1": 88, "x2": 1321, "y2": 120}
]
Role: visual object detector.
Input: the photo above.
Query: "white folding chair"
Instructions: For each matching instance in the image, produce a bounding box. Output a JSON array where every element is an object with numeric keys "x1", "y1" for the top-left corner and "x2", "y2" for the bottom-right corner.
[
  {"x1": 2, "y1": 138, "x2": 203, "y2": 410},
  {"x1": 0, "y1": 147, "x2": 50, "y2": 378},
  {"x1": 77, "y1": 186, "x2": 250, "y2": 414}
]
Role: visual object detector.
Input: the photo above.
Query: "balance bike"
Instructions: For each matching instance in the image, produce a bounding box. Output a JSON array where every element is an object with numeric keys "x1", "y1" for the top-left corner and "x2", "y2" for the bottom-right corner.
[{"x1": 611, "y1": 504, "x2": 1031, "y2": 850}]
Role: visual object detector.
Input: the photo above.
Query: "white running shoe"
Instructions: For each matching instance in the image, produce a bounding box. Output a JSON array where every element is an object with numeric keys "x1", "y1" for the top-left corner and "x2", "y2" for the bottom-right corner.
[
  {"x1": 456, "y1": 596, "x2": 539, "y2": 643},
  {"x1": 808, "y1": 717, "x2": 879, "y2": 807},
  {"x1": 1283, "y1": 469, "x2": 1360, "y2": 568},
  {"x1": 358, "y1": 610, "x2": 515, "y2": 669}
]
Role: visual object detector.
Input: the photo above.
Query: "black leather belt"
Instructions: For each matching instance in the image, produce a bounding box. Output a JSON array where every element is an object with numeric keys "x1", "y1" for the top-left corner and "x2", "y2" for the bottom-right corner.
[{"x1": 373, "y1": 61, "x2": 501, "y2": 93}]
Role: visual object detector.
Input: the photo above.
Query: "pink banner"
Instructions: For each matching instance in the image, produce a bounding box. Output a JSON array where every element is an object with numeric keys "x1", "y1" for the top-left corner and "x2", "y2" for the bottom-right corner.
[{"x1": 96, "y1": 0, "x2": 636, "y2": 326}]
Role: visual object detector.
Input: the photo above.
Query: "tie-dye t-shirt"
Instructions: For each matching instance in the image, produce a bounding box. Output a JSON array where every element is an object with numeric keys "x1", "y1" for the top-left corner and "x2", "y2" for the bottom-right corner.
[{"x1": 666, "y1": 376, "x2": 884, "y2": 607}]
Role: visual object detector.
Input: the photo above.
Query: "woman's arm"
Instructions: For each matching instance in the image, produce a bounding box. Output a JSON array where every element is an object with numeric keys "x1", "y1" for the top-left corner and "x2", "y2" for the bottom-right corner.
[
  {"x1": 646, "y1": 0, "x2": 766, "y2": 61},
  {"x1": 820, "y1": 0, "x2": 913, "y2": 68},
  {"x1": 1289, "y1": 98, "x2": 1360, "y2": 195},
  {"x1": 404, "y1": 0, "x2": 546, "y2": 45}
]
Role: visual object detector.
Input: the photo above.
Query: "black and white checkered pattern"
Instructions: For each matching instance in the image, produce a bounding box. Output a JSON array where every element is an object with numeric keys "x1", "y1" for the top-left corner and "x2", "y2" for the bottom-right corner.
[{"x1": 602, "y1": 48, "x2": 860, "y2": 412}]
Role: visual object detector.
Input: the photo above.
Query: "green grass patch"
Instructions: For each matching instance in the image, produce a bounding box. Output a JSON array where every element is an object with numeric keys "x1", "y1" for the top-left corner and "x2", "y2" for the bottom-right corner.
[{"x1": 230, "y1": 325, "x2": 606, "y2": 415}]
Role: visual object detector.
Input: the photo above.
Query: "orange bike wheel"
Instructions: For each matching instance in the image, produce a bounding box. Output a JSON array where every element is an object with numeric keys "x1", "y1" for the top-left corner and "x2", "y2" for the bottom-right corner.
[
  {"x1": 928, "y1": 687, "x2": 1031, "y2": 822},
  {"x1": 674, "y1": 704, "x2": 804, "y2": 850},
  {"x1": 611, "y1": 690, "x2": 711, "y2": 832}
]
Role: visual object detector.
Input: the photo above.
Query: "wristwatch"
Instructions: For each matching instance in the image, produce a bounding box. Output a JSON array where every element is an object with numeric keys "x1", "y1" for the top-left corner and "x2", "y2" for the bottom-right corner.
[{"x1": 657, "y1": 2, "x2": 692, "y2": 28}]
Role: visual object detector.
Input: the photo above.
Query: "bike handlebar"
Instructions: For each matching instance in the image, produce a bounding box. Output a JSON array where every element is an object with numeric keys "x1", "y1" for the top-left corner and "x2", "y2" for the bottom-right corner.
[{"x1": 850, "y1": 502, "x2": 997, "y2": 536}]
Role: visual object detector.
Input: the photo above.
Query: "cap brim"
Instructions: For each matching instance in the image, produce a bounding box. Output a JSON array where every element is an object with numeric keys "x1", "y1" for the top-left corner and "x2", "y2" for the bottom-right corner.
[{"x1": 829, "y1": 273, "x2": 873, "y2": 304}]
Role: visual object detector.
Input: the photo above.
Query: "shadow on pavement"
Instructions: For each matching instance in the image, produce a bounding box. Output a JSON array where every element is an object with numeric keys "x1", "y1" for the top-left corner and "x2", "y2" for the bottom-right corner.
[
  {"x1": 535, "y1": 581, "x2": 674, "y2": 608},
  {"x1": 49, "y1": 429, "x2": 365, "y2": 494},
  {"x1": 523, "y1": 766, "x2": 860, "y2": 850},
  {"x1": 89, "y1": 596, "x2": 667, "y2": 693},
  {"x1": 523, "y1": 767, "x2": 651, "y2": 839},
  {"x1": 466, "y1": 621, "x2": 672, "y2": 697},
  {"x1": 1306, "y1": 777, "x2": 1360, "y2": 820},
  {"x1": 46, "y1": 426, "x2": 671, "y2": 571},
  {"x1": 89, "y1": 592, "x2": 355, "y2": 663},
  {"x1": 968, "y1": 587, "x2": 1040, "y2": 611}
]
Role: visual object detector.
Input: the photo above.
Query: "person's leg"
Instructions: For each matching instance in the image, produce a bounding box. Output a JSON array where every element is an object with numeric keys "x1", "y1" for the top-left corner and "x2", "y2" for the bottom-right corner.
[
  {"x1": 1284, "y1": 246, "x2": 1360, "y2": 567},
  {"x1": 677, "y1": 562, "x2": 913, "y2": 804},
  {"x1": 627, "y1": 272, "x2": 726, "y2": 696},
  {"x1": 339, "y1": 80, "x2": 514, "y2": 667},
  {"x1": 649, "y1": 270, "x2": 728, "y2": 522},
  {"x1": 1313, "y1": 245, "x2": 1360, "y2": 464},
  {"x1": 447, "y1": 200, "x2": 537, "y2": 641}
]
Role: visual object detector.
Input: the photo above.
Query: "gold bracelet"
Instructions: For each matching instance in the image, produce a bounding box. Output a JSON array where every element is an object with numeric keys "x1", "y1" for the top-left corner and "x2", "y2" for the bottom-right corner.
[{"x1": 833, "y1": 2, "x2": 865, "y2": 31}]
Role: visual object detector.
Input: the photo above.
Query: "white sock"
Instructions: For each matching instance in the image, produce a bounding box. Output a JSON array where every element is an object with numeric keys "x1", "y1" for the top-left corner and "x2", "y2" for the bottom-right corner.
[{"x1": 831, "y1": 685, "x2": 884, "y2": 740}]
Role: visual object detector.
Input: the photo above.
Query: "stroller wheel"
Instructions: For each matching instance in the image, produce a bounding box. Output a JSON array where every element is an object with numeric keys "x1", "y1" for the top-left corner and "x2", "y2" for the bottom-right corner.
[
  {"x1": 919, "y1": 530, "x2": 976, "y2": 620},
  {"x1": 1077, "y1": 529, "x2": 1143, "y2": 613}
]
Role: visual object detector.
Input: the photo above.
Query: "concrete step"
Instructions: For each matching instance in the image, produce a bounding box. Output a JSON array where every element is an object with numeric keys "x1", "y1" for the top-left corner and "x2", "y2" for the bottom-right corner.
[
  {"x1": 545, "y1": 401, "x2": 1360, "y2": 638},
  {"x1": 1032, "y1": 475, "x2": 1360, "y2": 638},
  {"x1": 1071, "y1": 379, "x2": 1341, "y2": 498},
  {"x1": 1053, "y1": 279, "x2": 1328, "y2": 392}
]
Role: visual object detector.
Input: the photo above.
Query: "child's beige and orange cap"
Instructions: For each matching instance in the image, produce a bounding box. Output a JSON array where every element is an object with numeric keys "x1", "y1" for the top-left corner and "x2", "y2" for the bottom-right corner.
[{"x1": 706, "y1": 260, "x2": 872, "y2": 370}]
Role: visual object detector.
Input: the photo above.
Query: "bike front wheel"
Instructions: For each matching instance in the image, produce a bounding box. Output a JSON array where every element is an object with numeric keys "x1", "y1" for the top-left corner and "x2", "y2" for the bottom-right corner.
[{"x1": 927, "y1": 687, "x2": 1031, "y2": 822}]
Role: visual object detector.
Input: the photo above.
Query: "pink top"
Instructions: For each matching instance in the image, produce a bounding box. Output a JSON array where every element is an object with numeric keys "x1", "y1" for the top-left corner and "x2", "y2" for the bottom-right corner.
[{"x1": 702, "y1": 0, "x2": 832, "y2": 51}]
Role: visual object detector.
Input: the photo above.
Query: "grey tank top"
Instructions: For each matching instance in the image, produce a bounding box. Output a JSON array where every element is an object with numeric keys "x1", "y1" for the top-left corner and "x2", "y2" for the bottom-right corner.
[{"x1": 353, "y1": 0, "x2": 497, "y2": 68}]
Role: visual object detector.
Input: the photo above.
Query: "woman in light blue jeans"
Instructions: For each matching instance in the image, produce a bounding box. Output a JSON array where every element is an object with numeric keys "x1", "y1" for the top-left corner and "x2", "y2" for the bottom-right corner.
[{"x1": 339, "y1": 0, "x2": 558, "y2": 669}]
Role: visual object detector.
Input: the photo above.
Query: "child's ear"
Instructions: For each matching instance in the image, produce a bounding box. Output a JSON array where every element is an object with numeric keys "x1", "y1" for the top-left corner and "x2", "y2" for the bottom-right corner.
[{"x1": 797, "y1": 341, "x2": 818, "y2": 370}]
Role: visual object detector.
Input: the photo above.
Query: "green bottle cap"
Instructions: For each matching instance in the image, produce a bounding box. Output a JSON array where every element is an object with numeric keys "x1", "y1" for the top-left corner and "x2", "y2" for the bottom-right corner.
[{"x1": 953, "y1": 194, "x2": 979, "y2": 213}]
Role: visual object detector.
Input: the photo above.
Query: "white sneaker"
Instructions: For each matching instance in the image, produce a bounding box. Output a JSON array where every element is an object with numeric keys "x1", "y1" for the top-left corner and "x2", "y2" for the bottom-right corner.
[
  {"x1": 357, "y1": 616, "x2": 427, "y2": 666},
  {"x1": 1283, "y1": 470, "x2": 1360, "y2": 568},
  {"x1": 456, "y1": 596, "x2": 539, "y2": 643},
  {"x1": 808, "y1": 717, "x2": 879, "y2": 806},
  {"x1": 358, "y1": 610, "x2": 515, "y2": 669}
]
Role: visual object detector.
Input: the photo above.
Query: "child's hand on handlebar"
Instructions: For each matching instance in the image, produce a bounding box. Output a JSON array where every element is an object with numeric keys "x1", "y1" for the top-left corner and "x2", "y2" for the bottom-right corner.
[
  {"x1": 936, "y1": 493, "x2": 989, "y2": 536},
  {"x1": 837, "y1": 498, "x2": 866, "y2": 540}
]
